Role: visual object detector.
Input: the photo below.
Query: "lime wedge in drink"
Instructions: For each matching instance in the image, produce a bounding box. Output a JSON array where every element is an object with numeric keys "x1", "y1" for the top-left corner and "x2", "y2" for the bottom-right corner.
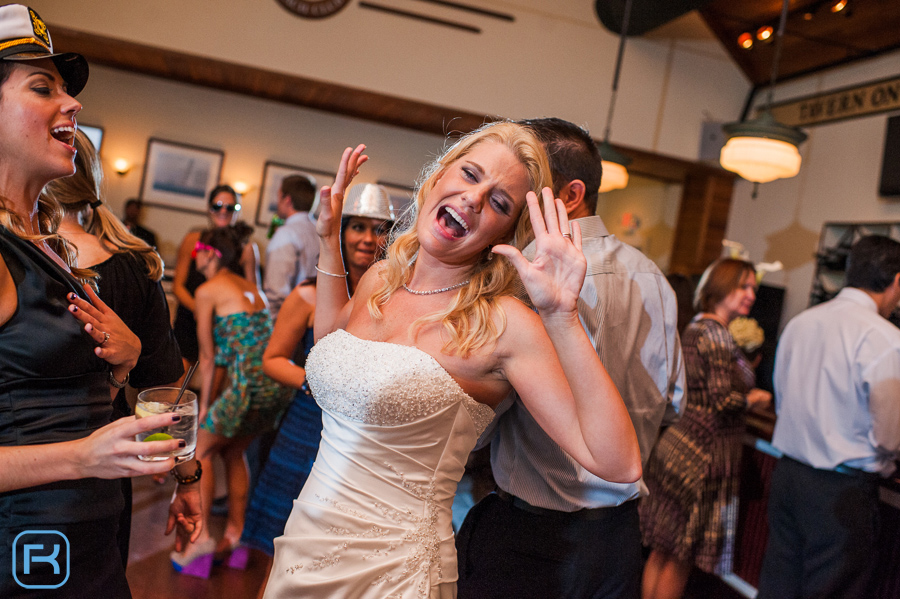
[{"x1": 143, "y1": 432, "x2": 174, "y2": 442}]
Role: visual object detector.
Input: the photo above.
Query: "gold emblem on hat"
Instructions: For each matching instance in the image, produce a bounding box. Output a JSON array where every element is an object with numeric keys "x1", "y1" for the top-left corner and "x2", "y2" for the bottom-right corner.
[{"x1": 28, "y1": 9, "x2": 50, "y2": 47}]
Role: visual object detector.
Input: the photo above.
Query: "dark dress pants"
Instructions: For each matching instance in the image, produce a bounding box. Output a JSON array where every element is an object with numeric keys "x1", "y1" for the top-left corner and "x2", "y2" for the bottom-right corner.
[
  {"x1": 456, "y1": 492, "x2": 641, "y2": 599},
  {"x1": 757, "y1": 457, "x2": 880, "y2": 599}
]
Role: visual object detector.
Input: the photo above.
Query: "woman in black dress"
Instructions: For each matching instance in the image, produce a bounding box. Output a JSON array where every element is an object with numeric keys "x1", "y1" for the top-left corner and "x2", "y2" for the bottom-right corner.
[
  {"x1": 172, "y1": 185, "x2": 260, "y2": 376},
  {"x1": 0, "y1": 6, "x2": 200, "y2": 596},
  {"x1": 45, "y1": 129, "x2": 199, "y2": 567}
]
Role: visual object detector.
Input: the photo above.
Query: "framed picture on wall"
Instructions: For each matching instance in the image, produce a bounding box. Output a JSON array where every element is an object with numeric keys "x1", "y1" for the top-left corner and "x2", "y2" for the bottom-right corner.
[
  {"x1": 377, "y1": 180, "x2": 416, "y2": 221},
  {"x1": 139, "y1": 138, "x2": 224, "y2": 214},
  {"x1": 79, "y1": 124, "x2": 104, "y2": 153},
  {"x1": 257, "y1": 161, "x2": 334, "y2": 227}
]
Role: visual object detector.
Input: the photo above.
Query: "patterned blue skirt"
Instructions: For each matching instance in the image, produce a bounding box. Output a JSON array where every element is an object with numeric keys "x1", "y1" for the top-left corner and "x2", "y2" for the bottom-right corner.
[{"x1": 241, "y1": 388, "x2": 323, "y2": 556}]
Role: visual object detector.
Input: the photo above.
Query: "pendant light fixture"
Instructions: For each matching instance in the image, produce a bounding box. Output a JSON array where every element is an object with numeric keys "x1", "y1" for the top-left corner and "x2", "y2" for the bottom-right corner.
[
  {"x1": 720, "y1": 0, "x2": 807, "y2": 192},
  {"x1": 598, "y1": 0, "x2": 634, "y2": 193}
]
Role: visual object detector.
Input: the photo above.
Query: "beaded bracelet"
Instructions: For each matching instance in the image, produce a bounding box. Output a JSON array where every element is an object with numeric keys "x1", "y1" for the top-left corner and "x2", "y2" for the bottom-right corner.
[
  {"x1": 108, "y1": 369, "x2": 129, "y2": 389},
  {"x1": 315, "y1": 265, "x2": 349, "y2": 278},
  {"x1": 172, "y1": 461, "x2": 202, "y2": 485}
]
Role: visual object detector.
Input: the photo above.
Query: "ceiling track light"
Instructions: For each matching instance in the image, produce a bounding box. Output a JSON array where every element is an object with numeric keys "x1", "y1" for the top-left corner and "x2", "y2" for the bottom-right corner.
[
  {"x1": 720, "y1": 0, "x2": 808, "y2": 196},
  {"x1": 831, "y1": 0, "x2": 848, "y2": 13},
  {"x1": 738, "y1": 32, "x2": 754, "y2": 49},
  {"x1": 756, "y1": 25, "x2": 773, "y2": 41}
]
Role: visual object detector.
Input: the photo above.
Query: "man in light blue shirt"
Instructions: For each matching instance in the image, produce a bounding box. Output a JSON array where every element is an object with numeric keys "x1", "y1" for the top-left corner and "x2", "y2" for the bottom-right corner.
[
  {"x1": 758, "y1": 235, "x2": 900, "y2": 599},
  {"x1": 263, "y1": 175, "x2": 319, "y2": 319},
  {"x1": 456, "y1": 118, "x2": 685, "y2": 599}
]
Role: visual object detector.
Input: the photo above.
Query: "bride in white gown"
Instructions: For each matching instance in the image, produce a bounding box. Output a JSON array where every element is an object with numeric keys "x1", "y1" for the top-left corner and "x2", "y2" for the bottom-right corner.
[{"x1": 263, "y1": 121, "x2": 642, "y2": 599}]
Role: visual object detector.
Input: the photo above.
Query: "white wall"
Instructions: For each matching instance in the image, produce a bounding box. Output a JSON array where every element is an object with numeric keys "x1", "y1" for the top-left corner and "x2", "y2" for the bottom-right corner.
[
  {"x1": 725, "y1": 49, "x2": 900, "y2": 330},
  {"x1": 34, "y1": 0, "x2": 749, "y2": 158},
  {"x1": 25, "y1": 1, "x2": 752, "y2": 272},
  {"x1": 79, "y1": 66, "x2": 446, "y2": 266}
]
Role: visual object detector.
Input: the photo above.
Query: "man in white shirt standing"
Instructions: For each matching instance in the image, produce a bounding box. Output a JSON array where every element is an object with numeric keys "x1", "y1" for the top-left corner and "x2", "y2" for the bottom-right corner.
[
  {"x1": 263, "y1": 175, "x2": 319, "y2": 319},
  {"x1": 456, "y1": 118, "x2": 685, "y2": 599},
  {"x1": 758, "y1": 235, "x2": 900, "y2": 599}
]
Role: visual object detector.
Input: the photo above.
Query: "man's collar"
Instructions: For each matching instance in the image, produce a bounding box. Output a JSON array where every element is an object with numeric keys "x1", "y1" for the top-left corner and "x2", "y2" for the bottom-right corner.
[
  {"x1": 837, "y1": 287, "x2": 879, "y2": 313},
  {"x1": 284, "y1": 211, "x2": 311, "y2": 224},
  {"x1": 570, "y1": 215, "x2": 609, "y2": 238}
]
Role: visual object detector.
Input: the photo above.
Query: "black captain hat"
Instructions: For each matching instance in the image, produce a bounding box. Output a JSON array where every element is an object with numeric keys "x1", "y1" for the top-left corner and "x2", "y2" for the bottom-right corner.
[{"x1": 0, "y1": 4, "x2": 89, "y2": 96}]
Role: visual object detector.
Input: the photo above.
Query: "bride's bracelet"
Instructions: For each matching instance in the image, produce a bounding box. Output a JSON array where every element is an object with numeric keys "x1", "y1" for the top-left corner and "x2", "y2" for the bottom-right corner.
[{"x1": 316, "y1": 264, "x2": 349, "y2": 278}]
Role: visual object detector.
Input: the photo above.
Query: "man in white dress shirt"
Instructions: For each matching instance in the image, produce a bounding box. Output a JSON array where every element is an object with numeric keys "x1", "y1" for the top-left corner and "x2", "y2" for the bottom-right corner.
[
  {"x1": 263, "y1": 175, "x2": 319, "y2": 319},
  {"x1": 758, "y1": 235, "x2": 900, "y2": 599},
  {"x1": 456, "y1": 118, "x2": 685, "y2": 599}
]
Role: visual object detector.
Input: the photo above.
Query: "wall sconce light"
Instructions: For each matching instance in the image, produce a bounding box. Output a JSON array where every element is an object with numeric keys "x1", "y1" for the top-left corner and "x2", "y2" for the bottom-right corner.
[
  {"x1": 113, "y1": 158, "x2": 131, "y2": 176},
  {"x1": 738, "y1": 32, "x2": 754, "y2": 50},
  {"x1": 232, "y1": 181, "x2": 250, "y2": 195},
  {"x1": 756, "y1": 25, "x2": 773, "y2": 42}
]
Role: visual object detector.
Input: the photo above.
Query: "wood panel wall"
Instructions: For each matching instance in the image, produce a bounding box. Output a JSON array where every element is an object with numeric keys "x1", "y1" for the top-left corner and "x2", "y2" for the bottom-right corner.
[{"x1": 670, "y1": 169, "x2": 738, "y2": 274}]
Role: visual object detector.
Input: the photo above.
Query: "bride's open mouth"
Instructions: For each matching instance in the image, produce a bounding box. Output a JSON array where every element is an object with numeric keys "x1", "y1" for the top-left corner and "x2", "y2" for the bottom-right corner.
[{"x1": 437, "y1": 206, "x2": 469, "y2": 239}]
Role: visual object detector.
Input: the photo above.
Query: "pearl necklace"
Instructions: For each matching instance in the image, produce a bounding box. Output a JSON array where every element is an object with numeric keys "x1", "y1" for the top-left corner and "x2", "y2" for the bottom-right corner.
[{"x1": 402, "y1": 280, "x2": 470, "y2": 295}]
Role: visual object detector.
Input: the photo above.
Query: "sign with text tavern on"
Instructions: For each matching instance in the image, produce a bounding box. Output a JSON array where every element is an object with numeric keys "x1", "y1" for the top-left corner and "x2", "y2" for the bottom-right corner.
[{"x1": 768, "y1": 75, "x2": 900, "y2": 128}]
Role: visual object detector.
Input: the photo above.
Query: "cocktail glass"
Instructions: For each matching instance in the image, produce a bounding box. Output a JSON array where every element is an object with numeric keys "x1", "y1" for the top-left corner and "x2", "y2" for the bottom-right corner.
[{"x1": 135, "y1": 387, "x2": 198, "y2": 463}]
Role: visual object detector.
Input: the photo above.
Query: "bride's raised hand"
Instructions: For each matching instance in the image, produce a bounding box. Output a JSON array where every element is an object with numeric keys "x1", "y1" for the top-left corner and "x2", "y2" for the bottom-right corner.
[
  {"x1": 316, "y1": 144, "x2": 369, "y2": 245},
  {"x1": 492, "y1": 187, "x2": 586, "y2": 317}
]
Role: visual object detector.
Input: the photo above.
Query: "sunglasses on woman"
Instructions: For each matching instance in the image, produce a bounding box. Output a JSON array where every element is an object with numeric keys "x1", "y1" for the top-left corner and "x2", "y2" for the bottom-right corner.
[
  {"x1": 192, "y1": 241, "x2": 223, "y2": 259},
  {"x1": 210, "y1": 201, "x2": 241, "y2": 214}
]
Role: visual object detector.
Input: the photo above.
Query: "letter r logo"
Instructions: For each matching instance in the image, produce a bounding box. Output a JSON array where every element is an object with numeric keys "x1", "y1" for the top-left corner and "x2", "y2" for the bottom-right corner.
[
  {"x1": 12, "y1": 530, "x2": 70, "y2": 589},
  {"x1": 23, "y1": 543, "x2": 60, "y2": 574}
]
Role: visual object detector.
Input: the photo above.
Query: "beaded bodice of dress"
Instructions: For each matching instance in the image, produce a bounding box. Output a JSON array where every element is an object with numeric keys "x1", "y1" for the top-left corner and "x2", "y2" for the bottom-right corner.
[
  {"x1": 266, "y1": 329, "x2": 495, "y2": 599},
  {"x1": 306, "y1": 329, "x2": 494, "y2": 430}
]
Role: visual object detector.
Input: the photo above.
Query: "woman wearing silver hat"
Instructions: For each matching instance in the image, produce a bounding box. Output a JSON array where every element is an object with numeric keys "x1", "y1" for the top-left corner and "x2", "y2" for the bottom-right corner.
[
  {"x1": 263, "y1": 122, "x2": 641, "y2": 598},
  {"x1": 0, "y1": 5, "x2": 200, "y2": 596},
  {"x1": 240, "y1": 184, "x2": 394, "y2": 585}
]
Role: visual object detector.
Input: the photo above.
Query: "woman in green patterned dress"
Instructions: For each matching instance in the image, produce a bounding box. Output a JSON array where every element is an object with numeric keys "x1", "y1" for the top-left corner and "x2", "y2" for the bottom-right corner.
[{"x1": 171, "y1": 224, "x2": 292, "y2": 577}]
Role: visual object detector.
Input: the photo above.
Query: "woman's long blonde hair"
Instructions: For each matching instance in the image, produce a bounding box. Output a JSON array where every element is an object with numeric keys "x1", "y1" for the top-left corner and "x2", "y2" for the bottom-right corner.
[
  {"x1": 43, "y1": 130, "x2": 164, "y2": 281},
  {"x1": 368, "y1": 120, "x2": 552, "y2": 356}
]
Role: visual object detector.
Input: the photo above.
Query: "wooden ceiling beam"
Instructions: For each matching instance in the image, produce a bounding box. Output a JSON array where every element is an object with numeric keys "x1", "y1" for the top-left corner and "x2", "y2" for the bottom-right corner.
[{"x1": 49, "y1": 25, "x2": 490, "y2": 137}]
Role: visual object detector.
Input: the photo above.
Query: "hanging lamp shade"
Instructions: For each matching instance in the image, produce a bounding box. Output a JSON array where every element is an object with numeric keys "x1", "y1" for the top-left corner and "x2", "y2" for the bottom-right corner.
[
  {"x1": 720, "y1": 112, "x2": 807, "y2": 186},
  {"x1": 598, "y1": 141, "x2": 632, "y2": 192}
]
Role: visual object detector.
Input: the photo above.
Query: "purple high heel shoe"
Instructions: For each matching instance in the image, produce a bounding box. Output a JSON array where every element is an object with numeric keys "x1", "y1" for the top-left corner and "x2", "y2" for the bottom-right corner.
[
  {"x1": 225, "y1": 545, "x2": 250, "y2": 570},
  {"x1": 171, "y1": 538, "x2": 216, "y2": 578},
  {"x1": 213, "y1": 540, "x2": 250, "y2": 570}
]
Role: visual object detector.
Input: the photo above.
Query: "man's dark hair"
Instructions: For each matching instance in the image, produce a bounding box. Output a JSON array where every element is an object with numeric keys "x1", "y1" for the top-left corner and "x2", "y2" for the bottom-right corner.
[
  {"x1": 518, "y1": 117, "x2": 603, "y2": 214},
  {"x1": 281, "y1": 175, "x2": 316, "y2": 212},
  {"x1": 845, "y1": 235, "x2": 900, "y2": 292},
  {"x1": 125, "y1": 198, "x2": 141, "y2": 209}
]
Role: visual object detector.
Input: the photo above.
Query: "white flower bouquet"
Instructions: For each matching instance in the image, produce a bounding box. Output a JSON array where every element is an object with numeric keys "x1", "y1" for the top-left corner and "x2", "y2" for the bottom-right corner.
[{"x1": 729, "y1": 316, "x2": 765, "y2": 353}]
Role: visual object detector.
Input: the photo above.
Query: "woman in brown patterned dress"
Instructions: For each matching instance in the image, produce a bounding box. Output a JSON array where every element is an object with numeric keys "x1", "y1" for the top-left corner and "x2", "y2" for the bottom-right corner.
[{"x1": 640, "y1": 258, "x2": 772, "y2": 599}]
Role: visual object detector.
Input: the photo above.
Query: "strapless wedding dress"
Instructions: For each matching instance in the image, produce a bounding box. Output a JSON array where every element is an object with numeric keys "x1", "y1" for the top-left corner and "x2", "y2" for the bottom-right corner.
[{"x1": 264, "y1": 329, "x2": 495, "y2": 599}]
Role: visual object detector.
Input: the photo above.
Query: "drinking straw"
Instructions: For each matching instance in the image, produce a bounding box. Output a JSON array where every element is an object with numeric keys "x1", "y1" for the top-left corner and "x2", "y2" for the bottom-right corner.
[{"x1": 173, "y1": 362, "x2": 198, "y2": 407}]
